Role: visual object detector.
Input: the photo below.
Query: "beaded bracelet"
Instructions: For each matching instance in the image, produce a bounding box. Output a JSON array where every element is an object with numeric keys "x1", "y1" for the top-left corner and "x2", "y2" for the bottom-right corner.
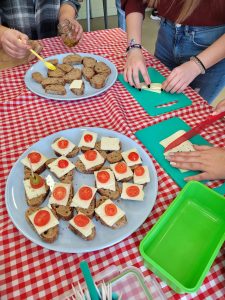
[
  {"x1": 190, "y1": 56, "x2": 206, "y2": 74},
  {"x1": 126, "y1": 43, "x2": 142, "y2": 53}
]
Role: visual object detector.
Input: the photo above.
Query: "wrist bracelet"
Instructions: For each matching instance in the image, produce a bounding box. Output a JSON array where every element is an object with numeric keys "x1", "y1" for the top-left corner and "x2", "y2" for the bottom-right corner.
[
  {"x1": 190, "y1": 56, "x2": 206, "y2": 74},
  {"x1": 126, "y1": 44, "x2": 142, "y2": 53}
]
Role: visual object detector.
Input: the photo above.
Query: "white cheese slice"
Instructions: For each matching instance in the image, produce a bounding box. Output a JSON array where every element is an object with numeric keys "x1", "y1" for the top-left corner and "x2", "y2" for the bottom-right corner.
[
  {"x1": 46, "y1": 174, "x2": 55, "y2": 192},
  {"x1": 70, "y1": 79, "x2": 83, "y2": 89},
  {"x1": 78, "y1": 131, "x2": 98, "y2": 148},
  {"x1": 48, "y1": 156, "x2": 75, "y2": 178},
  {"x1": 140, "y1": 82, "x2": 162, "y2": 93},
  {"x1": 133, "y1": 166, "x2": 150, "y2": 185},
  {"x1": 160, "y1": 130, "x2": 195, "y2": 172},
  {"x1": 100, "y1": 137, "x2": 120, "y2": 151},
  {"x1": 79, "y1": 150, "x2": 104, "y2": 170},
  {"x1": 49, "y1": 183, "x2": 71, "y2": 206},
  {"x1": 21, "y1": 151, "x2": 48, "y2": 172},
  {"x1": 29, "y1": 207, "x2": 59, "y2": 235},
  {"x1": 121, "y1": 182, "x2": 144, "y2": 201},
  {"x1": 23, "y1": 179, "x2": 47, "y2": 199},
  {"x1": 110, "y1": 162, "x2": 133, "y2": 181},
  {"x1": 121, "y1": 148, "x2": 142, "y2": 167},
  {"x1": 70, "y1": 186, "x2": 97, "y2": 209},
  {"x1": 94, "y1": 169, "x2": 116, "y2": 191},
  {"x1": 51, "y1": 137, "x2": 76, "y2": 156},
  {"x1": 69, "y1": 213, "x2": 95, "y2": 237},
  {"x1": 95, "y1": 199, "x2": 125, "y2": 227}
]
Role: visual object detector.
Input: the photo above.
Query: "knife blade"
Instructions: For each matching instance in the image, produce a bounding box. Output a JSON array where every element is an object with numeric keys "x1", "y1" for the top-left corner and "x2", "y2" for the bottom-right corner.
[{"x1": 164, "y1": 111, "x2": 225, "y2": 153}]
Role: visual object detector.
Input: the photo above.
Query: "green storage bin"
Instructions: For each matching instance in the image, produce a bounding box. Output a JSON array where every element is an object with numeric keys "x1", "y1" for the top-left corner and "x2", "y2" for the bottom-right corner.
[{"x1": 140, "y1": 181, "x2": 225, "y2": 293}]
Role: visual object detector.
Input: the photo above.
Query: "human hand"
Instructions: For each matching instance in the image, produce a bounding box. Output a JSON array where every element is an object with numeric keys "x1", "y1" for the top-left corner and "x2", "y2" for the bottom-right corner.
[
  {"x1": 0, "y1": 29, "x2": 30, "y2": 58},
  {"x1": 212, "y1": 98, "x2": 225, "y2": 115},
  {"x1": 124, "y1": 49, "x2": 151, "y2": 88},
  {"x1": 27, "y1": 40, "x2": 43, "y2": 62},
  {"x1": 166, "y1": 145, "x2": 225, "y2": 181},
  {"x1": 59, "y1": 17, "x2": 83, "y2": 44},
  {"x1": 162, "y1": 60, "x2": 201, "y2": 93}
]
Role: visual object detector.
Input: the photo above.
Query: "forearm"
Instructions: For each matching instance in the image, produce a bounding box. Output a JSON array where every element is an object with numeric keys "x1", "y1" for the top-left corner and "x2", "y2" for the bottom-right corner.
[
  {"x1": 197, "y1": 33, "x2": 225, "y2": 69},
  {"x1": 126, "y1": 12, "x2": 143, "y2": 44}
]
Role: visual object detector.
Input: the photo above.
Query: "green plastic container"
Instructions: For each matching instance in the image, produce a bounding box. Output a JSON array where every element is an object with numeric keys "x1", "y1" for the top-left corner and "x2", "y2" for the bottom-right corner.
[{"x1": 140, "y1": 181, "x2": 225, "y2": 293}]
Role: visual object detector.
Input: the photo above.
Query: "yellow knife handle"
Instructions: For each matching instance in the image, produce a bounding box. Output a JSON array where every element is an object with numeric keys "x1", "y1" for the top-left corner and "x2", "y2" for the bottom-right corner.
[{"x1": 29, "y1": 49, "x2": 44, "y2": 62}]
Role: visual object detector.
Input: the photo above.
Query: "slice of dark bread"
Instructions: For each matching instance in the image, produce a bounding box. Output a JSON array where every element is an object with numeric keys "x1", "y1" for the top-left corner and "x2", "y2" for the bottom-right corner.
[
  {"x1": 32, "y1": 72, "x2": 45, "y2": 84},
  {"x1": 45, "y1": 158, "x2": 74, "y2": 183},
  {"x1": 25, "y1": 178, "x2": 50, "y2": 207},
  {"x1": 106, "y1": 151, "x2": 123, "y2": 163},
  {"x1": 53, "y1": 138, "x2": 80, "y2": 158},
  {"x1": 82, "y1": 57, "x2": 96, "y2": 68},
  {"x1": 95, "y1": 195, "x2": 108, "y2": 208},
  {"x1": 50, "y1": 186, "x2": 74, "y2": 220},
  {"x1": 63, "y1": 68, "x2": 82, "y2": 83},
  {"x1": 57, "y1": 63, "x2": 73, "y2": 73},
  {"x1": 68, "y1": 223, "x2": 96, "y2": 240},
  {"x1": 41, "y1": 77, "x2": 65, "y2": 87},
  {"x1": 25, "y1": 207, "x2": 59, "y2": 243},
  {"x1": 24, "y1": 164, "x2": 46, "y2": 179},
  {"x1": 82, "y1": 67, "x2": 95, "y2": 81},
  {"x1": 45, "y1": 85, "x2": 66, "y2": 95},
  {"x1": 75, "y1": 196, "x2": 96, "y2": 218},
  {"x1": 48, "y1": 68, "x2": 65, "y2": 78},
  {"x1": 63, "y1": 54, "x2": 83, "y2": 65},
  {"x1": 75, "y1": 158, "x2": 105, "y2": 174},
  {"x1": 97, "y1": 181, "x2": 121, "y2": 200},
  {"x1": 47, "y1": 59, "x2": 59, "y2": 66},
  {"x1": 71, "y1": 81, "x2": 85, "y2": 96},
  {"x1": 94, "y1": 141, "x2": 107, "y2": 159},
  {"x1": 94, "y1": 62, "x2": 111, "y2": 76},
  {"x1": 90, "y1": 74, "x2": 106, "y2": 89}
]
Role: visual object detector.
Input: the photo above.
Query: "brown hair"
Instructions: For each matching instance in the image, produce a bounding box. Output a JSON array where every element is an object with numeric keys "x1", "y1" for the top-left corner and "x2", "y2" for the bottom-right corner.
[{"x1": 144, "y1": 0, "x2": 201, "y2": 23}]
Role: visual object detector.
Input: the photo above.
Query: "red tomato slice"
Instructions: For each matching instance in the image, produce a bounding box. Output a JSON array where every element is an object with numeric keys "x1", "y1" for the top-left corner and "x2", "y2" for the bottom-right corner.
[
  {"x1": 97, "y1": 170, "x2": 110, "y2": 183},
  {"x1": 126, "y1": 185, "x2": 140, "y2": 197},
  {"x1": 28, "y1": 152, "x2": 41, "y2": 163},
  {"x1": 115, "y1": 162, "x2": 127, "y2": 174},
  {"x1": 30, "y1": 174, "x2": 45, "y2": 189},
  {"x1": 53, "y1": 186, "x2": 67, "y2": 201},
  {"x1": 134, "y1": 166, "x2": 145, "y2": 176},
  {"x1": 74, "y1": 214, "x2": 90, "y2": 227},
  {"x1": 128, "y1": 151, "x2": 139, "y2": 162},
  {"x1": 57, "y1": 139, "x2": 69, "y2": 149},
  {"x1": 79, "y1": 186, "x2": 93, "y2": 200},
  {"x1": 84, "y1": 150, "x2": 97, "y2": 161},
  {"x1": 34, "y1": 210, "x2": 51, "y2": 227},
  {"x1": 84, "y1": 134, "x2": 93, "y2": 143},
  {"x1": 58, "y1": 159, "x2": 69, "y2": 168},
  {"x1": 105, "y1": 203, "x2": 117, "y2": 216}
]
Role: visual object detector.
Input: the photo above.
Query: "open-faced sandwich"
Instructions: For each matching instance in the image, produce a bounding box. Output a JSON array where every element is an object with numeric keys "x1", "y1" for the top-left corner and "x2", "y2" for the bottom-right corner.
[
  {"x1": 68, "y1": 213, "x2": 96, "y2": 240},
  {"x1": 46, "y1": 156, "x2": 75, "y2": 183},
  {"x1": 25, "y1": 206, "x2": 59, "y2": 243}
]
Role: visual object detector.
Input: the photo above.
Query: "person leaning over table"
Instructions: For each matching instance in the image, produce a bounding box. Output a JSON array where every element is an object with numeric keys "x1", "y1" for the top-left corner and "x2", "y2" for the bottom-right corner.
[
  {"x1": 166, "y1": 99, "x2": 225, "y2": 181},
  {"x1": 121, "y1": 0, "x2": 225, "y2": 104},
  {"x1": 0, "y1": 0, "x2": 83, "y2": 60}
]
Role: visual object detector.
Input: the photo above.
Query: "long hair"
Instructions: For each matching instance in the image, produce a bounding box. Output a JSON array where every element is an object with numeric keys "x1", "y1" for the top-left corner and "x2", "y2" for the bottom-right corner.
[{"x1": 144, "y1": 0, "x2": 201, "y2": 23}]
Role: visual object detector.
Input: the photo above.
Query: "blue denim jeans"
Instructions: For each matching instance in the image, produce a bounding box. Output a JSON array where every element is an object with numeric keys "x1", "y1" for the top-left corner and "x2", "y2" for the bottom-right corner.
[
  {"x1": 154, "y1": 18, "x2": 225, "y2": 103},
  {"x1": 115, "y1": 0, "x2": 126, "y2": 31}
]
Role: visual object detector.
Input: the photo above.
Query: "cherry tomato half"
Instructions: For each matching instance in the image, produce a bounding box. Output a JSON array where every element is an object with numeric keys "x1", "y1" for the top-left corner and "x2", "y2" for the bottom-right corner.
[
  {"x1": 57, "y1": 139, "x2": 69, "y2": 149},
  {"x1": 134, "y1": 166, "x2": 145, "y2": 176},
  {"x1": 128, "y1": 151, "x2": 139, "y2": 162},
  {"x1": 74, "y1": 214, "x2": 90, "y2": 227},
  {"x1": 115, "y1": 162, "x2": 127, "y2": 174},
  {"x1": 53, "y1": 186, "x2": 67, "y2": 201},
  {"x1": 30, "y1": 174, "x2": 45, "y2": 189},
  {"x1": 97, "y1": 170, "x2": 110, "y2": 183},
  {"x1": 34, "y1": 210, "x2": 50, "y2": 227},
  {"x1": 79, "y1": 186, "x2": 93, "y2": 200},
  {"x1": 126, "y1": 185, "x2": 140, "y2": 197},
  {"x1": 105, "y1": 203, "x2": 117, "y2": 216},
  {"x1": 58, "y1": 159, "x2": 69, "y2": 168},
  {"x1": 84, "y1": 134, "x2": 93, "y2": 143},
  {"x1": 84, "y1": 150, "x2": 97, "y2": 161},
  {"x1": 28, "y1": 152, "x2": 41, "y2": 164}
]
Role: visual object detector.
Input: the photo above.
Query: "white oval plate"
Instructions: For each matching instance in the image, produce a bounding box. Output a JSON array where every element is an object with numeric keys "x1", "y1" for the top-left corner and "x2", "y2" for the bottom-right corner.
[
  {"x1": 24, "y1": 53, "x2": 118, "y2": 101},
  {"x1": 5, "y1": 127, "x2": 158, "y2": 253}
]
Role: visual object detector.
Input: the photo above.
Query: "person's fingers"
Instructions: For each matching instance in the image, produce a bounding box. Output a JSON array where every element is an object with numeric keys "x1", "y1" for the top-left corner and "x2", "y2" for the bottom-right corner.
[
  {"x1": 127, "y1": 66, "x2": 135, "y2": 87},
  {"x1": 141, "y1": 67, "x2": 151, "y2": 86},
  {"x1": 162, "y1": 71, "x2": 176, "y2": 90},
  {"x1": 123, "y1": 67, "x2": 128, "y2": 82},
  {"x1": 193, "y1": 145, "x2": 213, "y2": 151},
  {"x1": 169, "y1": 79, "x2": 184, "y2": 94},
  {"x1": 176, "y1": 82, "x2": 188, "y2": 93},
  {"x1": 132, "y1": 66, "x2": 141, "y2": 88},
  {"x1": 184, "y1": 172, "x2": 210, "y2": 181},
  {"x1": 163, "y1": 75, "x2": 180, "y2": 92},
  {"x1": 170, "y1": 161, "x2": 203, "y2": 171}
]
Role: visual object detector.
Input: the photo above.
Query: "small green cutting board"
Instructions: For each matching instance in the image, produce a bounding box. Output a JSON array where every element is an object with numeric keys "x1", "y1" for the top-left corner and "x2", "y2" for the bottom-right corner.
[
  {"x1": 135, "y1": 117, "x2": 209, "y2": 188},
  {"x1": 118, "y1": 68, "x2": 192, "y2": 116}
]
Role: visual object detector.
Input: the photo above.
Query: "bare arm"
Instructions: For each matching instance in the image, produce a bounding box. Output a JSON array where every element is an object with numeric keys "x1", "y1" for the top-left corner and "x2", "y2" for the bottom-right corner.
[{"x1": 124, "y1": 12, "x2": 151, "y2": 87}]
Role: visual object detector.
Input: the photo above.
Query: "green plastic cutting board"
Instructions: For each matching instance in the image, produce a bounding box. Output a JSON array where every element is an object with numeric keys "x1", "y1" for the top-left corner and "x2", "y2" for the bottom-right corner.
[
  {"x1": 135, "y1": 117, "x2": 210, "y2": 188},
  {"x1": 118, "y1": 68, "x2": 192, "y2": 116}
]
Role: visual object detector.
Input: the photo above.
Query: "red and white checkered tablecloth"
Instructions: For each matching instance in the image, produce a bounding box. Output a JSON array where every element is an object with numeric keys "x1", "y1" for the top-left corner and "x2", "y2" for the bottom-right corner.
[{"x1": 0, "y1": 28, "x2": 225, "y2": 300}]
